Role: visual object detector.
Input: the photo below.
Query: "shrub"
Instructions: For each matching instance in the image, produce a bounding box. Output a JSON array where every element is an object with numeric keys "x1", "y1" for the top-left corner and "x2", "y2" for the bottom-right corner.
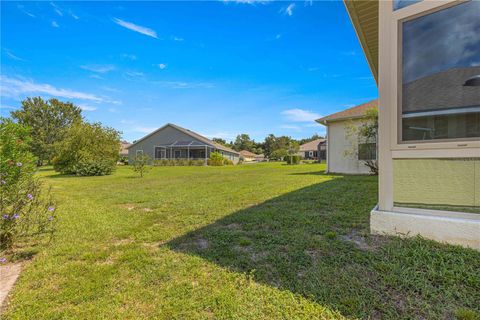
[
  {"x1": 223, "y1": 158, "x2": 234, "y2": 166},
  {"x1": 53, "y1": 122, "x2": 120, "y2": 176},
  {"x1": 208, "y1": 152, "x2": 224, "y2": 166},
  {"x1": 132, "y1": 154, "x2": 151, "y2": 177},
  {"x1": 285, "y1": 155, "x2": 300, "y2": 165},
  {"x1": 118, "y1": 156, "x2": 128, "y2": 165},
  {"x1": 0, "y1": 118, "x2": 57, "y2": 250}
]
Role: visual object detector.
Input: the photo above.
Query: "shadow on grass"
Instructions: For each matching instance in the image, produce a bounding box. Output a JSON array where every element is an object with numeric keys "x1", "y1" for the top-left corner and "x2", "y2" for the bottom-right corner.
[{"x1": 166, "y1": 175, "x2": 480, "y2": 319}]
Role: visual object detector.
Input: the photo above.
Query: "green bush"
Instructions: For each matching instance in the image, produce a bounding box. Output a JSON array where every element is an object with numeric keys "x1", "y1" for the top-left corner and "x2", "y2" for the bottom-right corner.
[
  {"x1": 53, "y1": 122, "x2": 120, "y2": 176},
  {"x1": 0, "y1": 118, "x2": 57, "y2": 250},
  {"x1": 208, "y1": 152, "x2": 224, "y2": 166},
  {"x1": 223, "y1": 158, "x2": 234, "y2": 165},
  {"x1": 285, "y1": 155, "x2": 300, "y2": 165},
  {"x1": 71, "y1": 160, "x2": 115, "y2": 176}
]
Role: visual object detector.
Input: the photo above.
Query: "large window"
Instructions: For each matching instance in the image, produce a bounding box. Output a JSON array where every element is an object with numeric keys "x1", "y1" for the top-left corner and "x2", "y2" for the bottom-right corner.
[{"x1": 401, "y1": 1, "x2": 480, "y2": 142}]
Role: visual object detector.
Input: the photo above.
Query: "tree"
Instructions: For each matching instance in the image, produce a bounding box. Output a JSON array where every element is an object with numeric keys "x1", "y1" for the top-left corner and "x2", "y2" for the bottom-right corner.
[
  {"x1": 212, "y1": 138, "x2": 232, "y2": 148},
  {"x1": 11, "y1": 97, "x2": 83, "y2": 165},
  {"x1": 132, "y1": 154, "x2": 151, "y2": 177},
  {"x1": 232, "y1": 134, "x2": 255, "y2": 152},
  {"x1": 262, "y1": 134, "x2": 294, "y2": 159},
  {"x1": 52, "y1": 122, "x2": 121, "y2": 176},
  {"x1": 344, "y1": 107, "x2": 378, "y2": 174}
]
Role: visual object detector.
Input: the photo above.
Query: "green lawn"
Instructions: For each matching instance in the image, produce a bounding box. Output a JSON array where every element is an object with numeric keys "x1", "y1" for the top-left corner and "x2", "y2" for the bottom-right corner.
[{"x1": 3, "y1": 163, "x2": 479, "y2": 319}]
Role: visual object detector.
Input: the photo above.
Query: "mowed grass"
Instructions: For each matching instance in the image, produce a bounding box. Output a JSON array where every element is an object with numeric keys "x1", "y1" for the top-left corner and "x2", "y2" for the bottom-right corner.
[{"x1": 3, "y1": 163, "x2": 479, "y2": 319}]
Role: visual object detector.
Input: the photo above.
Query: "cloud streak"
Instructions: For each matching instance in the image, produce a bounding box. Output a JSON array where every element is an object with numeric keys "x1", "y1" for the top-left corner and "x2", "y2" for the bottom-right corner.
[
  {"x1": 81, "y1": 64, "x2": 115, "y2": 73},
  {"x1": 113, "y1": 18, "x2": 158, "y2": 39},
  {"x1": 1, "y1": 75, "x2": 105, "y2": 103},
  {"x1": 280, "y1": 3, "x2": 295, "y2": 16},
  {"x1": 281, "y1": 108, "x2": 320, "y2": 122}
]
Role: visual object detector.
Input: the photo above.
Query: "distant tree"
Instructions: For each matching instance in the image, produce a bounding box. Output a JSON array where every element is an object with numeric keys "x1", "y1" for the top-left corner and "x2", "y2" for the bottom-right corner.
[
  {"x1": 212, "y1": 138, "x2": 231, "y2": 148},
  {"x1": 52, "y1": 122, "x2": 121, "y2": 176},
  {"x1": 232, "y1": 134, "x2": 255, "y2": 152},
  {"x1": 262, "y1": 134, "x2": 294, "y2": 159},
  {"x1": 11, "y1": 97, "x2": 83, "y2": 165},
  {"x1": 344, "y1": 107, "x2": 378, "y2": 175}
]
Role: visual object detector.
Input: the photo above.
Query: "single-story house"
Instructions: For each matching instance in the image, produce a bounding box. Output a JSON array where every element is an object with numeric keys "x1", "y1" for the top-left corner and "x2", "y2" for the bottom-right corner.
[
  {"x1": 298, "y1": 139, "x2": 326, "y2": 161},
  {"x1": 344, "y1": 0, "x2": 479, "y2": 249},
  {"x1": 240, "y1": 150, "x2": 264, "y2": 162},
  {"x1": 316, "y1": 100, "x2": 378, "y2": 174},
  {"x1": 127, "y1": 123, "x2": 240, "y2": 164},
  {"x1": 120, "y1": 141, "x2": 131, "y2": 157}
]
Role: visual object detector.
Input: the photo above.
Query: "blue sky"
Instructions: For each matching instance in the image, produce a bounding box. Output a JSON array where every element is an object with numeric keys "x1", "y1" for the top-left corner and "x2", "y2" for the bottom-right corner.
[{"x1": 1, "y1": 0, "x2": 377, "y2": 142}]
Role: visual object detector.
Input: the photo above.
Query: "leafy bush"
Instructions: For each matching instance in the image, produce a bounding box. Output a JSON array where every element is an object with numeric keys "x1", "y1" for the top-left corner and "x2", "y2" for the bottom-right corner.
[
  {"x1": 118, "y1": 156, "x2": 128, "y2": 165},
  {"x1": 53, "y1": 122, "x2": 120, "y2": 176},
  {"x1": 208, "y1": 152, "x2": 224, "y2": 166},
  {"x1": 285, "y1": 155, "x2": 300, "y2": 165},
  {"x1": 132, "y1": 154, "x2": 151, "y2": 177},
  {"x1": 0, "y1": 118, "x2": 57, "y2": 250},
  {"x1": 223, "y1": 158, "x2": 234, "y2": 165}
]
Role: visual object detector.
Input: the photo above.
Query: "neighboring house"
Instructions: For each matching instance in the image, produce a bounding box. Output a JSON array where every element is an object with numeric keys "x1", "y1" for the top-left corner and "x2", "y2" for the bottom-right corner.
[
  {"x1": 240, "y1": 150, "x2": 264, "y2": 162},
  {"x1": 317, "y1": 100, "x2": 377, "y2": 174},
  {"x1": 127, "y1": 123, "x2": 240, "y2": 164},
  {"x1": 345, "y1": 0, "x2": 480, "y2": 249},
  {"x1": 298, "y1": 139, "x2": 326, "y2": 161},
  {"x1": 120, "y1": 141, "x2": 131, "y2": 157}
]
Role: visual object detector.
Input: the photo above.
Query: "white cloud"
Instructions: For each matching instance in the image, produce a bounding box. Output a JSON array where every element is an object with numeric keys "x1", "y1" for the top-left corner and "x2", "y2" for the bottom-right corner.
[
  {"x1": 121, "y1": 53, "x2": 137, "y2": 60},
  {"x1": 51, "y1": 21, "x2": 59, "y2": 28},
  {"x1": 89, "y1": 74, "x2": 104, "y2": 80},
  {"x1": 78, "y1": 104, "x2": 97, "y2": 111},
  {"x1": 172, "y1": 36, "x2": 184, "y2": 42},
  {"x1": 70, "y1": 12, "x2": 79, "y2": 20},
  {"x1": 81, "y1": 64, "x2": 115, "y2": 73},
  {"x1": 0, "y1": 105, "x2": 17, "y2": 110},
  {"x1": 50, "y1": 2, "x2": 63, "y2": 16},
  {"x1": 17, "y1": 5, "x2": 35, "y2": 18},
  {"x1": 275, "y1": 34, "x2": 282, "y2": 40},
  {"x1": 113, "y1": 18, "x2": 158, "y2": 39},
  {"x1": 202, "y1": 131, "x2": 236, "y2": 140},
  {"x1": 280, "y1": 3, "x2": 295, "y2": 16},
  {"x1": 157, "y1": 63, "x2": 167, "y2": 70},
  {"x1": 281, "y1": 108, "x2": 320, "y2": 122},
  {"x1": 0, "y1": 75, "x2": 105, "y2": 102},
  {"x1": 155, "y1": 81, "x2": 214, "y2": 89},
  {"x1": 4, "y1": 50, "x2": 25, "y2": 61}
]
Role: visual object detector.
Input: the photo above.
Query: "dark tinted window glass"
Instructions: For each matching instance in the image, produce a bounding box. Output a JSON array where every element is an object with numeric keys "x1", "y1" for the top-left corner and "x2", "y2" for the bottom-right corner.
[{"x1": 402, "y1": 1, "x2": 480, "y2": 141}]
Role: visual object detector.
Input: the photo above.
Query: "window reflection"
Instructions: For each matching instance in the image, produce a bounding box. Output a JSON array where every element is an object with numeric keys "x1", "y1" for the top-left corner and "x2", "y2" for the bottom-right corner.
[{"x1": 401, "y1": 1, "x2": 480, "y2": 141}]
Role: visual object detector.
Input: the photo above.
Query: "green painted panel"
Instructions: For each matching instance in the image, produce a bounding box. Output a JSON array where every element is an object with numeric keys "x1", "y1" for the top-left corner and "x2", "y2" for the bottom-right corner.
[{"x1": 393, "y1": 158, "x2": 479, "y2": 210}]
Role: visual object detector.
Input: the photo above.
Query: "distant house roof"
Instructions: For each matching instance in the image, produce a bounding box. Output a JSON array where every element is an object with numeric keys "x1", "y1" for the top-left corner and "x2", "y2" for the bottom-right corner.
[
  {"x1": 128, "y1": 123, "x2": 239, "y2": 155},
  {"x1": 299, "y1": 138, "x2": 326, "y2": 152},
  {"x1": 316, "y1": 99, "x2": 378, "y2": 125},
  {"x1": 120, "y1": 141, "x2": 131, "y2": 156},
  {"x1": 240, "y1": 150, "x2": 261, "y2": 157}
]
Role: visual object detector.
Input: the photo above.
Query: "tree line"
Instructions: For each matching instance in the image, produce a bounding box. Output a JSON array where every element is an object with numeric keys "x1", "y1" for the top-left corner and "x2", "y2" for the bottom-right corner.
[{"x1": 212, "y1": 133, "x2": 324, "y2": 160}]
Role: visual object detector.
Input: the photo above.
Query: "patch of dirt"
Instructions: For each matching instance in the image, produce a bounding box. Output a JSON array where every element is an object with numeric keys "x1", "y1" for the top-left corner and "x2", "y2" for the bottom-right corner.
[
  {"x1": 0, "y1": 262, "x2": 22, "y2": 313},
  {"x1": 196, "y1": 238, "x2": 209, "y2": 250},
  {"x1": 224, "y1": 223, "x2": 241, "y2": 230},
  {"x1": 113, "y1": 238, "x2": 134, "y2": 246},
  {"x1": 340, "y1": 230, "x2": 388, "y2": 251},
  {"x1": 123, "y1": 204, "x2": 136, "y2": 211},
  {"x1": 251, "y1": 251, "x2": 268, "y2": 262},
  {"x1": 142, "y1": 208, "x2": 153, "y2": 212}
]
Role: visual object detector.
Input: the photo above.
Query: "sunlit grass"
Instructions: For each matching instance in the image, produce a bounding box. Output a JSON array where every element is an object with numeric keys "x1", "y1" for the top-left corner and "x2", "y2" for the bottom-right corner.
[{"x1": 3, "y1": 163, "x2": 479, "y2": 319}]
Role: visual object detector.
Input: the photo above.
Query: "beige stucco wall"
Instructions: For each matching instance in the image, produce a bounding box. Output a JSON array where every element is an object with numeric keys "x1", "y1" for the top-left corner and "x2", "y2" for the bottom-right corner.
[{"x1": 327, "y1": 120, "x2": 372, "y2": 174}]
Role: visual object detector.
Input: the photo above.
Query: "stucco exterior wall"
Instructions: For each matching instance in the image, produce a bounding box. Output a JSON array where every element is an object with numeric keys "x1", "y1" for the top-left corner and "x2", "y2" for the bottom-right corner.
[{"x1": 326, "y1": 119, "x2": 372, "y2": 174}]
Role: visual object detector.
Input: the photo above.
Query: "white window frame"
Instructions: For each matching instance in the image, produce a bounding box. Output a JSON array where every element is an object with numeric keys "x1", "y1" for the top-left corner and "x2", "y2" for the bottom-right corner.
[
  {"x1": 136, "y1": 150, "x2": 143, "y2": 156},
  {"x1": 385, "y1": 0, "x2": 480, "y2": 157}
]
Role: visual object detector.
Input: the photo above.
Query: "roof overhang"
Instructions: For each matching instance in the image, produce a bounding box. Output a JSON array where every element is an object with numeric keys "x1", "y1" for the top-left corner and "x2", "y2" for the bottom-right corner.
[{"x1": 343, "y1": 0, "x2": 379, "y2": 84}]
